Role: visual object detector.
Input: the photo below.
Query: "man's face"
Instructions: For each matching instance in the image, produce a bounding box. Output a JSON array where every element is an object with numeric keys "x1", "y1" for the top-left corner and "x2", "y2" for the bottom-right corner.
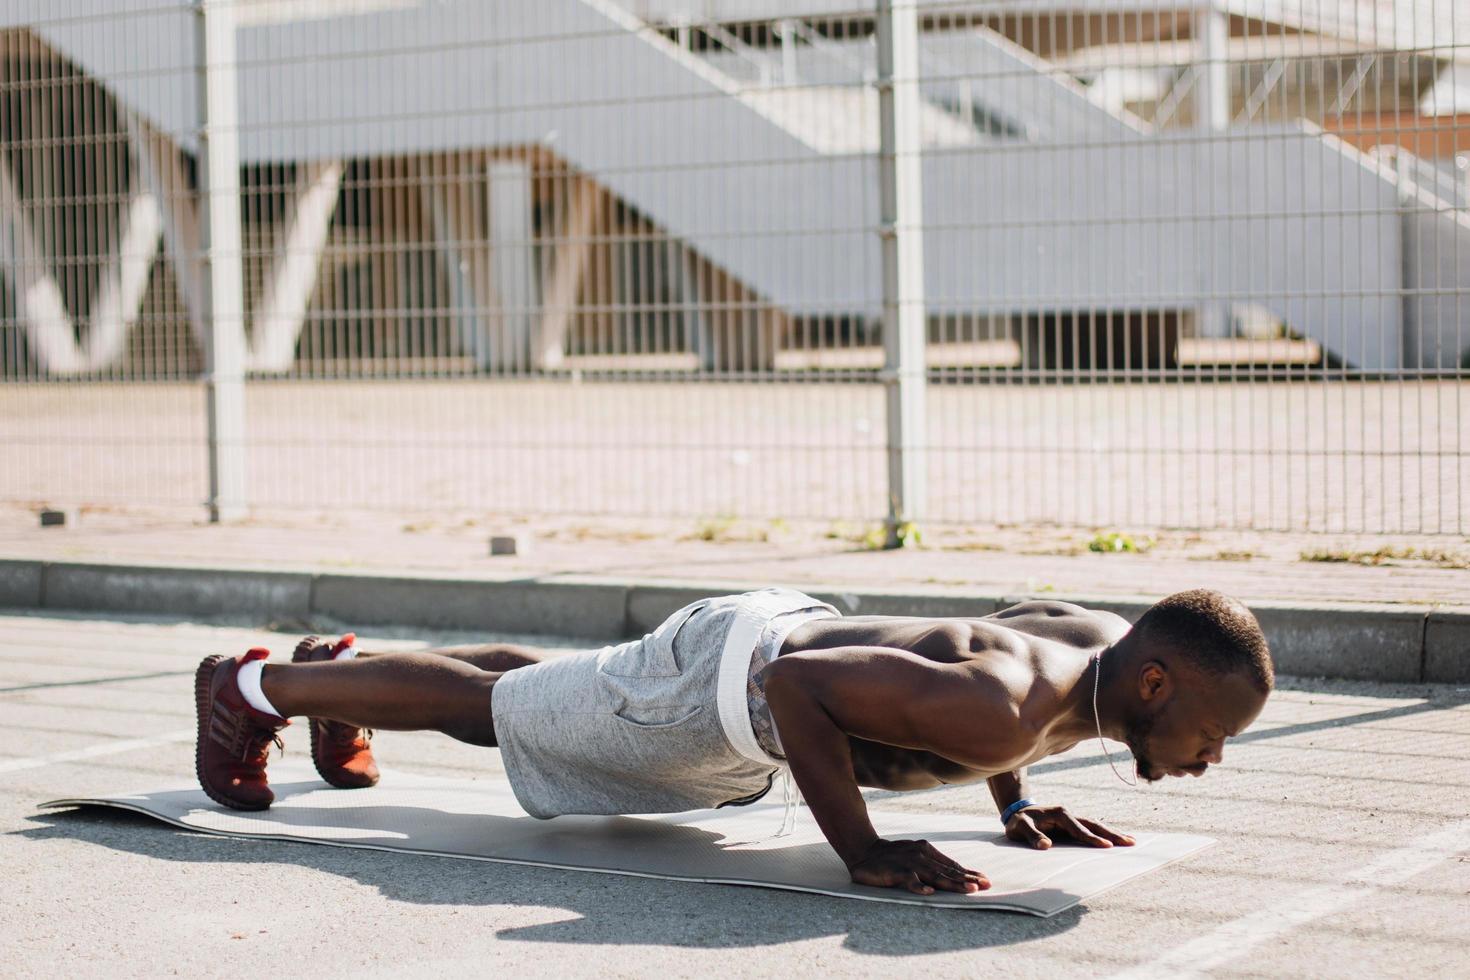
[{"x1": 1127, "y1": 668, "x2": 1267, "y2": 783}]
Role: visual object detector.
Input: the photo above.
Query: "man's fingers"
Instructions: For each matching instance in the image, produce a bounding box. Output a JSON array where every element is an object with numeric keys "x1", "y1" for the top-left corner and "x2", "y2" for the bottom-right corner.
[
  {"x1": 1061, "y1": 814, "x2": 1113, "y2": 848},
  {"x1": 920, "y1": 840, "x2": 962, "y2": 866},
  {"x1": 905, "y1": 872, "x2": 935, "y2": 896},
  {"x1": 920, "y1": 842, "x2": 988, "y2": 883},
  {"x1": 1010, "y1": 814, "x2": 1052, "y2": 849},
  {"x1": 850, "y1": 840, "x2": 994, "y2": 895},
  {"x1": 914, "y1": 861, "x2": 979, "y2": 895},
  {"x1": 916, "y1": 854, "x2": 989, "y2": 891},
  {"x1": 927, "y1": 870, "x2": 980, "y2": 894},
  {"x1": 917, "y1": 854, "x2": 967, "y2": 879},
  {"x1": 919, "y1": 844, "x2": 979, "y2": 877},
  {"x1": 1079, "y1": 817, "x2": 1136, "y2": 846}
]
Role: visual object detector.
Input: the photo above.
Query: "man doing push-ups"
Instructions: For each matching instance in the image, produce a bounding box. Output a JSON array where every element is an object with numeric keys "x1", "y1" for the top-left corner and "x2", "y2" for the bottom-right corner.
[{"x1": 194, "y1": 587, "x2": 1272, "y2": 896}]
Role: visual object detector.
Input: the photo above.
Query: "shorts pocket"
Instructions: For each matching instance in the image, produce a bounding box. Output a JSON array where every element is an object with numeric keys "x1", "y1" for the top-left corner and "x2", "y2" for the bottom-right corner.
[
  {"x1": 612, "y1": 704, "x2": 703, "y2": 729},
  {"x1": 598, "y1": 600, "x2": 708, "y2": 678}
]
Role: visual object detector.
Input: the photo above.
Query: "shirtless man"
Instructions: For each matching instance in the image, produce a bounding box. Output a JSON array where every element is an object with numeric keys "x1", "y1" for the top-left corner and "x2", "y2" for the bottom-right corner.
[{"x1": 194, "y1": 586, "x2": 1272, "y2": 896}]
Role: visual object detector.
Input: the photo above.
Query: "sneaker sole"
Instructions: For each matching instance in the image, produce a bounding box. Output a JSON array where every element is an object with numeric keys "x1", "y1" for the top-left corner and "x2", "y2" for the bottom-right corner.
[
  {"x1": 194, "y1": 654, "x2": 271, "y2": 811},
  {"x1": 292, "y1": 636, "x2": 376, "y2": 790},
  {"x1": 310, "y1": 720, "x2": 377, "y2": 789}
]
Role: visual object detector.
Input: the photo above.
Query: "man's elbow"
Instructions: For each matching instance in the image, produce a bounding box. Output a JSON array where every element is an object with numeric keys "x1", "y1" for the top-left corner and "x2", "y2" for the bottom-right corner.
[
  {"x1": 761, "y1": 656, "x2": 802, "y2": 702},
  {"x1": 762, "y1": 657, "x2": 824, "y2": 718}
]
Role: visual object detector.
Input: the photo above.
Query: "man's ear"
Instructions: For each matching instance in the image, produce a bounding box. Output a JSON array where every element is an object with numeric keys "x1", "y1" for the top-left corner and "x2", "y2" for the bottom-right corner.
[{"x1": 1137, "y1": 661, "x2": 1171, "y2": 704}]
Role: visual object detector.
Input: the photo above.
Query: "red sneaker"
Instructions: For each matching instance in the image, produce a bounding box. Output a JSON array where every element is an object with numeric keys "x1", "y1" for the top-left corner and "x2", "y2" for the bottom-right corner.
[
  {"x1": 194, "y1": 648, "x2": 288, "y2": 811},
  {"x1": 291, "y1": 633, "x2": 380, "y2": 789}
]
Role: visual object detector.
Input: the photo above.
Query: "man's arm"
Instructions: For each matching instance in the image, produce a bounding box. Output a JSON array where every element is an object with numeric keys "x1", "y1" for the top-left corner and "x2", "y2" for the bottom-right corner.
[
  {"x1": 761, "y1": 663, "x2": 876, "y2": 869},
  {"x1": 762, "y1": 646, "x2": 1017, "y2": 895},
  {"x1": 989, "y1": 769, "x2": 1135, "y2": 851},
  {"x1": 987, "y1": 768, "x2": 1030, "y2": 817}
]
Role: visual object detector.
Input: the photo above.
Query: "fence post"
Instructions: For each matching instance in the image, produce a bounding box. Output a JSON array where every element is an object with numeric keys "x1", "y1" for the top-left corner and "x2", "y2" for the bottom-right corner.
[
  {"x1": 876, "y1": 0, "x2": 927, "y2": 546},
  {"x1": 1193, "y1": 1, "x2": 1230, "y2": 339},
  {"x1": 196, "y1": 0, "x2": 248, "y2": 521}
]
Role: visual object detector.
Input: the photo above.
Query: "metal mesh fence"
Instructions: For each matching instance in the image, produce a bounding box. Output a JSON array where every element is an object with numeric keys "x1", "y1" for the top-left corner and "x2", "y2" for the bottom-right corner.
[{"x1": 2, "y1": 1, "x2": 1467, "y2": 534}]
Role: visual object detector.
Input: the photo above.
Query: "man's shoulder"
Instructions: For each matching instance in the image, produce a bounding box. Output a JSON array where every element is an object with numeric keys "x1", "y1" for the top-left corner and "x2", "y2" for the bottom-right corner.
[
  {"x1": 990, "y1": 598, "x2": 1113, "y2": 620},
  {"x1": 985, "y1": 600, "x2": 1131, "y2": 650}
]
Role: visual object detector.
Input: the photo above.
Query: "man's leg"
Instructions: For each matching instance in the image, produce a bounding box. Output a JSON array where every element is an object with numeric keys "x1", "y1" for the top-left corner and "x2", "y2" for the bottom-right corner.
[
  {"x1": 261, "y1": 654, "x2": 502, "y2": 747},
  {"x1": 285, "y1": 636, "x2": 554, "y2": 790},
  {"x1": 357, "y1": 643, "x2": 547, "y2": 673},
  {"x1": 195, "y1": 640, "x2": 556, "y2": 809}
]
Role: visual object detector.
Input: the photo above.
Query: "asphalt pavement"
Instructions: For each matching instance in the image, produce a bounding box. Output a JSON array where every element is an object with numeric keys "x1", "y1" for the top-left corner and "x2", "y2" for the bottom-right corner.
[{"x1": 2, "y1": 611, "x2": 1467, "y2": 978}]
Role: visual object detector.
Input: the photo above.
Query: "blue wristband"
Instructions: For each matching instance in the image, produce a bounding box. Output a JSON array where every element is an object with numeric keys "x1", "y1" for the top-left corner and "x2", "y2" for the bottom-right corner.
[{"x1": 1000, "y1": 798, "x2": 1036, "y2": 825}]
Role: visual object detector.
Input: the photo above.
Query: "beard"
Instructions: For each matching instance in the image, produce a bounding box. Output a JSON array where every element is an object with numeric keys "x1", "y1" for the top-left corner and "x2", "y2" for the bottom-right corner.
[{"x1": 1123, "y1": 712, "x2": 1160, "y2": 782}]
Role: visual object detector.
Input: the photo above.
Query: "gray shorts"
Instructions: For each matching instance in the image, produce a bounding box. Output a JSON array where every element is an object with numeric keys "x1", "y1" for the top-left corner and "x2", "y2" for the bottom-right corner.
[{"x1": 490, "y1": 588, "x2": 837, "y2": 817}]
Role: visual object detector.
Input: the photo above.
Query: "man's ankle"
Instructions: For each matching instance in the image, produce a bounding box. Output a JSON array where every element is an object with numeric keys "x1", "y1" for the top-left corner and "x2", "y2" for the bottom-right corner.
[{"x1": 237, "y1": 658, "x2": 287, "y2": 721}]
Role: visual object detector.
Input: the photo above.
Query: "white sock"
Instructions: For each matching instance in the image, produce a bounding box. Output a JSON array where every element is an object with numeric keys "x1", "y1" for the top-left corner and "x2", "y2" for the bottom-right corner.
[
  {"x1": 236, "y1": 658, "x2": 285, "y2": 720},
  {"x1": 333, "y1": 643, "x2": 358, "y2": 660}
]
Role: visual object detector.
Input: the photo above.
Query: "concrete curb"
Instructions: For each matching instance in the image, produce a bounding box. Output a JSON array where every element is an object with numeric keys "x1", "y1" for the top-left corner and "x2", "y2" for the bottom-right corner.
[
  {"x1": 1425, "y1": 611, "x2": 1470, "y2": 684},
  {"x1": 0, "y1": 560, "x2": 42, "y2": 608},
  {"x1": 42, "y1": 563, "x2": 313, "y2": 622},
  {"x1": 312, "y1": 573, "x2": 628, "y2": 638},
  {"x1": 1, "y1": 559, "x2": 1465, "y2": 683}
]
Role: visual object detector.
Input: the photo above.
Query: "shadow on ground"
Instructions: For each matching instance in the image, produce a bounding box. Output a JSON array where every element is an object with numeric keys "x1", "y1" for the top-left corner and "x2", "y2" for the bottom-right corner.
[{"x1": 17, "y1": 807, "x2": 1084, "y2": 955}]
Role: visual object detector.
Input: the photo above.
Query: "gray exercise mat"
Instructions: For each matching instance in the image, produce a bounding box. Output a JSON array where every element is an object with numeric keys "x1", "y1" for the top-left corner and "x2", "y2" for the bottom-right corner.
[{"x1": 42, "y1": 762, "x2": 1213, "y2": 916}]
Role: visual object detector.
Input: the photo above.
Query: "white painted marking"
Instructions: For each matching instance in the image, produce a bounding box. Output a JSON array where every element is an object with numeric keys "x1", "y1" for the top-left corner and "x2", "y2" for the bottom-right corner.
[
  {"x1": 0, "y1": 729, "x2": 194, "y2": 776},
  {"x1": 1111, "y1": 818, "x2": 1470, "y2": 979}
]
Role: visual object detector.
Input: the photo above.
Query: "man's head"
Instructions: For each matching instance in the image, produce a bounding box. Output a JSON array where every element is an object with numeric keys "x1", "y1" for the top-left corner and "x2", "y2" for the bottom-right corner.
[{"x1": 1110, "y1": 589, "x2": 1272, "y2": 782}]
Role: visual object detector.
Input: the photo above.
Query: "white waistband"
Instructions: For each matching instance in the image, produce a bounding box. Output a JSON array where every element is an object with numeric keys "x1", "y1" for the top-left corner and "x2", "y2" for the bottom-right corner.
[{"x1": 715, "y1": 589, "x2": 838, "y2": 769}]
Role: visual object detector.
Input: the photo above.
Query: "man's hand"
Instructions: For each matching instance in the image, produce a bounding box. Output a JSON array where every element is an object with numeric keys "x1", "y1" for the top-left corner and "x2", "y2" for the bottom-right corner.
[
  {"x1": 1005, "y1": 806, "x2": 1135, "y2": 850},
  {"x1": 847, "y1": 838, "x2": 990, "y2": 895}
]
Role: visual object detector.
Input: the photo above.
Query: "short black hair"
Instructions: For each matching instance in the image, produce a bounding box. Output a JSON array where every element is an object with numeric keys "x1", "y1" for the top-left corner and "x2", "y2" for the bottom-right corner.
[{"x1": 1130, "y1": 589, "x2": 1273, "y2": 692}]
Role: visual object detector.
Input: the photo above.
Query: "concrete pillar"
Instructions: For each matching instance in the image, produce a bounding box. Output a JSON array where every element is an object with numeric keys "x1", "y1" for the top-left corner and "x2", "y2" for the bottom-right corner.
[
  {"x1": 537, "y1": 176, "x2": 600, "y2": 371},
  {"x1": 126, "y1": 113, "x2": 207, "y2": 346},
  {"x1": 1193, "y1": 3, "x2": 1230, "y2": 134},
  {"x1": 0, "y1": 153, "x2": 85, "y2": 374},
  {"x1": 779, "y1": 20, "x2": 799, "y2": 84},
  {"x1": 250, "y1": 160, "x2": 343, "y2": 373},
  {"x1": 489, "y1": 160, "x2": 535, "y2": 372},
  {"x1": 423, "y1": 162, "x2": 496, "y2": 370}
]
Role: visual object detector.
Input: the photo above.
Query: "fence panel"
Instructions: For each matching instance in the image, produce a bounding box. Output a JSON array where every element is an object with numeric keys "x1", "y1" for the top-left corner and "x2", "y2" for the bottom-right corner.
[
  {"x1": 2, "y1": 1, "x2": 1467, "y2": 534},
  {"x1": 920, "y1": 1, "x2": 1469, "y2": 533},
  {"x1": 1, "y1": 3, "x2": 206, "y2": 509}
]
